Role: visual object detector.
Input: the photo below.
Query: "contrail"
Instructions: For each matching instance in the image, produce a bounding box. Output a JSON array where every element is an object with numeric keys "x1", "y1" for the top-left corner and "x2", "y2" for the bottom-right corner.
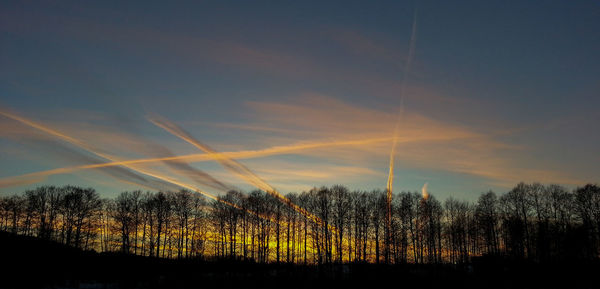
[
  {"x1": 149, "y1": 114, "x2": 284, "y2": 194},
  {"x1": 421, "y1": 182, "x2": 429, "y2": 200},
  {"x1": 149, "y1": 144, "x2": 235, "y2": 192},
  {"x1": 45, "y1": 142, "x2": 179, "y2": 191},
  {"x1": 148, "y1": 114, "x2": 335, "y2": 231},
  {"x1": 385, "y1": 4, "x2": 418, "y2": 263},
  {"x1": 0, "y1": 134, "x2": 404, "y2": 189},
  {"x1": 0, "y1": 110, "x2": 296, "y2": 224},
  {"x1": 0, "y1": 110, "x2": 220, "y2": 202},
  {"x1": 386, "y1": 4, "x2": 419, "y2": 199}
]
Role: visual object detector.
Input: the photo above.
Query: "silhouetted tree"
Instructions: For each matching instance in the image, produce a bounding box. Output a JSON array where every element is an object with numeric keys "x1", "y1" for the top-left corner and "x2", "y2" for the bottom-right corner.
[
  {"x1": 332, "y1": 185, "x2": 350, "y2": 263},
  {"x1": 3, "y1": 182, "x2": 600, "y2": 265},
  {"x1": 475, "y1": 191, "x2": 500, "y2": 256},
  {"x1": 574, "y1": 184, "x2": 600, "y2": 259}
]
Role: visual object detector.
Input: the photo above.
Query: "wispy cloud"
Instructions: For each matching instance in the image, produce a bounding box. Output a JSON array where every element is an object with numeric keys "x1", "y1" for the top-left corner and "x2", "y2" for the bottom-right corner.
[
  {"x1": 1, "y1": 92, "x2": 586, "y2": 197},
  {"x1": 237, "y1": 94, "x2": 584, "y2": 188}
]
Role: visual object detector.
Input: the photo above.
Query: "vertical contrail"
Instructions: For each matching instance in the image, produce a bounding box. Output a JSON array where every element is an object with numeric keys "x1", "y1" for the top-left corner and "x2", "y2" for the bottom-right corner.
[
  {"x1": 386, "y1": 3, "x2": 418, "y2": 263},
  {"x1": 421, "y1": 182, "x2": 429, "y2": 200},
  {"x1": 387, "y1": 4, "x2": 419, "y2": 199}
]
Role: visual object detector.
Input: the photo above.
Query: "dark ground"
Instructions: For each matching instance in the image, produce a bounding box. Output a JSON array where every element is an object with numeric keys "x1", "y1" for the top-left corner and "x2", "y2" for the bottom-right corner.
[{"x1": 1, "y1": 231, "x2": 599, "y2": 289}]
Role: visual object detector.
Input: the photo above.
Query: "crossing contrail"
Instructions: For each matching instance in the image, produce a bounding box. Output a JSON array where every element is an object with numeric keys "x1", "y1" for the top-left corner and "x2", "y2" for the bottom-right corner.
[
  {"x1": 0, "y1": 110, "x2": 221, "y2": 201},
  {"x1": 149, "y1": 144, "x2": 235, "y2": 192},
  {"x1": 0, "y1": 134, "x2": 401, "y2": 189},
  {"x1": 0, "y1": 110, "x2": 288, "y2": 221},
  {"x1": 148, "y1": 114, "x2": 336, "y2": 231}
]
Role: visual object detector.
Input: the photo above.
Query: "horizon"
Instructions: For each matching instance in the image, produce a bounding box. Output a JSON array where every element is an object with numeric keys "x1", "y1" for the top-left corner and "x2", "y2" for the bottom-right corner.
[{"x1": 1, "y1": 1, "x2": 599, "y2": 200}]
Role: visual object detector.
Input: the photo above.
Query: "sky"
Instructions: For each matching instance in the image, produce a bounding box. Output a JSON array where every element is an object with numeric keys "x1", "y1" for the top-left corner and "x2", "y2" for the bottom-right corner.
[{"x1": 1, "y1": 1, "x2": 599, "y2": 200}]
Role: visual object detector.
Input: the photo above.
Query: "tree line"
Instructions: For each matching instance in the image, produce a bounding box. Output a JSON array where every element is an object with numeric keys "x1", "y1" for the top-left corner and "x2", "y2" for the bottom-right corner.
[{"x1": 1, "y1": 182, "x2": 599, "y2": 264}]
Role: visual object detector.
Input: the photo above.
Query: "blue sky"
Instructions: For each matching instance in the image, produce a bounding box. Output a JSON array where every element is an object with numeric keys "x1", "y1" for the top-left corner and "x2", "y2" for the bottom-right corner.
[{"x1": 1, "y1": 1, "x2": 599, "y2": 200}]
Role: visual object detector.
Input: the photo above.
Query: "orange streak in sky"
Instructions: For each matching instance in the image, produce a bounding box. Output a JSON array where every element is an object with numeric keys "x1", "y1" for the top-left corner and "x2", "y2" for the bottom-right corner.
[
  {"x1": 385, "y1": 7, "x2": 418, "y2": 257},
  {"x1": 148, "y1": 115, "x2": 336, "y2": 231},
  {"x1": 0, "y1": 136, "x2": 398, "y2": 188},
  {"x1": 0, "y1": 111, "x2": 220, "y2": 202},
  {"x1": 0, "y1": 111, "x2": 296, "y2": 223}
]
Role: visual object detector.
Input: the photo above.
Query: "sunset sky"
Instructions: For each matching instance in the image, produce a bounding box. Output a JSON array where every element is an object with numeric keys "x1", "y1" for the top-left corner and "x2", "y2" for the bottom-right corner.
[{"x1": 1, "y1": 1, "x2": 599, "y2": 200}]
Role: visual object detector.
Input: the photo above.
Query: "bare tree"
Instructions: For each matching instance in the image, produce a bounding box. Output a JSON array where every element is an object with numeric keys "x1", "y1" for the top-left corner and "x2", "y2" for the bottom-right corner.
[
  {"x1": 475, "y1": 191, "x2": 499, "y2": 255},
  {"x1": 574, "y1": 184, "x2": 600, "y2": 259},
  {"x1": 444, "y1": 198, "x2": 470, "y2": 263},
  {"x1": 3, "y1": 182, "x2": 600, "y2": 265},
  {"x1": 332, "y1": 185, "x2": 350, "y2": 263},
  {"x1": 173, "y1": 190, "x2": 193, "y2": 258},
  {"x1": 2, "y1": 195, "x2": 25, "y2": 234},
  {"x1": 112, "y1": 191, "x2": 136, "y2": 253}
]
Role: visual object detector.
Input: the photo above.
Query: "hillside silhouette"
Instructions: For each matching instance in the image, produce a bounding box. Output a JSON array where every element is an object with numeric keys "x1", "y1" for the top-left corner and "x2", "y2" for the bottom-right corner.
[
  {"x1": 1, "y1": 182, "x2": 600, "y2": 288},
  {"x1": 2, "y1": 231, "x2": 600, "y2": 289}
]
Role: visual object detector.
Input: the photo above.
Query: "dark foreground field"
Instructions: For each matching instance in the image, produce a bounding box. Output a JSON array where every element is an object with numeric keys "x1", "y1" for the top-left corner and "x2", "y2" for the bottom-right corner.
[{"x1": 1, "y1": 232, "x2": 599, "y2": 289}]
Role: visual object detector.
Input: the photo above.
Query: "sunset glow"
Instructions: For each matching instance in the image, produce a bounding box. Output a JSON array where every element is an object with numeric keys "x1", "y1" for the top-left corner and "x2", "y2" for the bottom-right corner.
[{"x1": 1, "y1": 3, "x2": 599, "y2": 288}]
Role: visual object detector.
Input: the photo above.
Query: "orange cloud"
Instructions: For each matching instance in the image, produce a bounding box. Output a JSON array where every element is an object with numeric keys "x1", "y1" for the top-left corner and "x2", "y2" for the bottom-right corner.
[
  {"x1": 0, "y1": 92, "x2": 585, "y2": 196},
  {"x1": 238, "y1": 94, "x2": 584, "y2": 188}
]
